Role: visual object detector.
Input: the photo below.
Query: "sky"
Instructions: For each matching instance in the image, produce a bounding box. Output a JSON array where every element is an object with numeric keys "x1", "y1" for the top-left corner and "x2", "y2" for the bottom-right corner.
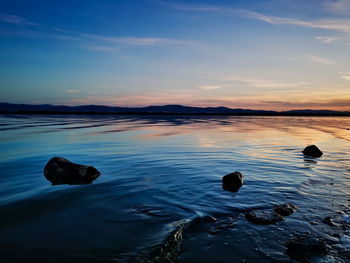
[{"x1": 0, "y1": 0, "x2": 350, "y2": 111}]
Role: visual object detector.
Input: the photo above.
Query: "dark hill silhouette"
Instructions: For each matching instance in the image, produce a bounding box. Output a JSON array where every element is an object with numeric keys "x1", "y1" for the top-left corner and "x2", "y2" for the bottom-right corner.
[{"x1": 0, "y1": 103, "x2": 349, "y2": 116}]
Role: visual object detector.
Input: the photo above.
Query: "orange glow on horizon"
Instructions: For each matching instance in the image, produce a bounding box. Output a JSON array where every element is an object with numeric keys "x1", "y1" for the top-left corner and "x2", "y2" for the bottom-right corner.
[{"x1": 64, "y1": 94, "x2": 350, "y2": 112}]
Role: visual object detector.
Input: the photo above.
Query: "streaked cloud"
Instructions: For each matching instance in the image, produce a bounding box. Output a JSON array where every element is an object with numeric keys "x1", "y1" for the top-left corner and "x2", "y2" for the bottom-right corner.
[
  {"x1": 244, "y1": 11, "x2": 350, "y2": 33},
  {"x1": 164, "y1": 2, "x2": 350, "y2": 33},
  {"x1": 224, "y1": 76, "x2": 310, "y2": 89},
  {"x1": 287, "y1": 54, "x2": 337, "y2": 65},
  {"x1": 327, "y1": 0, "x2": 350, "y2": 15},
  {"x1": 315, "y1": 36, "x2": 341, "y2": 43},
  {"x1": 305, "y1": 54, "x2": 336, "y2": 65},
  {"x1": 65, "y1": 89, "x2": 80, "y2": 94},
  {"x1": 0, "y1": 13, "x2": 38, "y2": 26},
  {"x1": 338, "y1": 72, "x2": 350, "y2": 80},
  {"x1": 199, "y1": 85, "x2": 227, "y2": 90},
  {"x1": 0, "y1": 13, "x2": 197, "y2": 51},
  {"x1": 78, "y1": 33, "x2": 196, "y2": 47}
]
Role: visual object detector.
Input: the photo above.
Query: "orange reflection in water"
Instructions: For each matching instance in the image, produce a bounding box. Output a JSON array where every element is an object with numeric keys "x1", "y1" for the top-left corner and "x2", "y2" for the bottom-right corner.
[{"x1": 130, "y1": 116, "x2": 350, "y2": 145}]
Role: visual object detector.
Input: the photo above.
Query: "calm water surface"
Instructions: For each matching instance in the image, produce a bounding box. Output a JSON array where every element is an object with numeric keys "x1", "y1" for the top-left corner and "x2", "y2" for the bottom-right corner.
[{"x1": 0, "y1": 115, "x2": 350, "y2": 262}]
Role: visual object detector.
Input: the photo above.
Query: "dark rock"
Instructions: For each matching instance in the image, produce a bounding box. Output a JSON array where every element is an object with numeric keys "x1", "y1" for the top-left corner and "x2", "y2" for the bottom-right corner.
[
  {"x1": 222, "y1": 171, "x2": 244, "y2": 192},
  {"x1": 245, "y1": 210, "x2": 284, "y2": 225},
  {"x1": 186, "y1": 215, "x2": 217, "y2": 233},
  {"x1": 208, "y1": 216, "x2": 235, "y2": 235},
  {"x1": 323, "y1": 216, "x2": 336, "y2": 226},
  {"x1": 286, "y1": 236, "x2": 327, "y2": 262},
  {"x1": 332, "y1": 233, "x2": 341, "y2": 238},
  {"x1": 44, "y1": 157, "x2": 100, "y2": 185},
  {"x1": 273, "y1": 203, "x2": 297, "y2": 216},
  {"x1": 302, "y1": 145, "x2": 323, "y2": 158},
  {"x1": 131, "y1": 221, "x2": 186, "y2": 263}
]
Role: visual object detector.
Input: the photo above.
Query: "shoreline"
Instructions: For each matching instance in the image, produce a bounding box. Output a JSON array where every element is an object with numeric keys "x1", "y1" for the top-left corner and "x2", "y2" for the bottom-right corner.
[{"x1": 1, "y1": 111, "x2": 350, "y2": 117}]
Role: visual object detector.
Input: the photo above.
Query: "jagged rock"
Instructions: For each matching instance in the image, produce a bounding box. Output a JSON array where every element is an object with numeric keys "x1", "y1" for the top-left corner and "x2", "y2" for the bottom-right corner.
[
  {"x1": 323, "y1": 216, "x2": 336, "y2": 226},
  {"x1": 245, "y1": 210, "x2": 284, "y2": 225},
  {"x1": 222, "y1": 172, "x2": 244, "y2": 192},
  {"x1": 286, "y1": 236, "x2": 327, "y2": 261},
  {"x1": 44, "y1": 157, "x2": 100, "y2": 185},
  {"x1": 302, "y1": 145, "x2": 323, "y2": 158},
  {"x1": 131, "y1": 221, "x2": 186, "y2": 263},
  {"x1": 273, "y1": 203, "x2": 297, "y2": 216}
]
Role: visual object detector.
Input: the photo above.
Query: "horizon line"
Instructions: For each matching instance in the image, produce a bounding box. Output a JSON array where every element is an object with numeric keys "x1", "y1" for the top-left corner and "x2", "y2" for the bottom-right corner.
[{"x1": 1, "y1": 102, "x2": 349, "y2": 113}]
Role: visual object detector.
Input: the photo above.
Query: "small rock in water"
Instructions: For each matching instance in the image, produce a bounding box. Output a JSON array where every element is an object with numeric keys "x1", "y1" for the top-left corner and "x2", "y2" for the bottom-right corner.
[
  {"x1": 332, "y1": 233, "x2": 341, "y2": 238},
  {"x1": 245, "y1": 210, "x2": 284, "y2": 225},
  {"x1": 286, "y1": 236, "x2": 327, "y2": 261},
  {"x1": 273, "y1": 203, "x2": 297, "y2": 216},
  {"x1": 302, "y1": 145, "x2": 323, "y2": 158},
  {"x1": 323, "y1": 216, "x2": 336, "y2": 226},
  {"x1": 222, "y1": 171, "x2": 244, "y2": 192},
  {"x1": 44, "y1": 157, "x2": 100, "y2": 185}
]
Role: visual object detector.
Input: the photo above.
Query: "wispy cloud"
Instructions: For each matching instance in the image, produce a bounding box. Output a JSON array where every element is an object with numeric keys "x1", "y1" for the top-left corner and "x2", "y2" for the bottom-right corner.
[
  {"x1": 338, "y1": 72, "x2": 350, "y2": 80},
  {"x1": 163, "y1": 2, "x2": 350, "y2": 33},
  {"x1": 244, "y1": 11, "x2": 350, "y2": 33},
  {"x1": 67, "y1": 92, "x2": 197, "y2": 107},
  {"x1": 287, "y1": 54, "x2": 337, "y2": 65},
  {"x1": 0, "y1": 13, "x2": 38, "y2": 26},
  {"x1": 224, "y1": 76, "x2": 310, "y2": 89},
  {"x1": 327, "y1": 0, "x2": 350, "y2": 15},
  {"x1": 315, "y1": 36, "x2": 341, "y2": 43},
  {"x1": 199, "y1": 85, "x2": 227, "y2": 90},
  {"x1": 305, "y1": 54, "x2": 336, "y2": 65},
  {"x1": 78, "y1": 33, "x2": 194, "y2": 46},
  {"x1": 0, "y1": 13, "x2": 197, "y2": 51}
]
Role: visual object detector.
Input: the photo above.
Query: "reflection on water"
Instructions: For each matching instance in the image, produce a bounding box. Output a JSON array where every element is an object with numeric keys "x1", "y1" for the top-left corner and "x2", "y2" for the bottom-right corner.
[{"x1": 0, "y1": 115, "x2": 350, "y2": 262}]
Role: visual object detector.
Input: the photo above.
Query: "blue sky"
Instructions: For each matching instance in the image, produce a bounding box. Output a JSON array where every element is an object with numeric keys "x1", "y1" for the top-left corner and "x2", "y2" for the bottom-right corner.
[{"x1": 0, "y1": 0, "x2": 350, "y2": 110}]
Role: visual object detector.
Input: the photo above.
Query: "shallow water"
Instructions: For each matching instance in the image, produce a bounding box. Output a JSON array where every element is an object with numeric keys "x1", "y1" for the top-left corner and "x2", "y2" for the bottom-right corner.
[{"x1": 0, "y1": 115, "x2": 350, "y2": 262}]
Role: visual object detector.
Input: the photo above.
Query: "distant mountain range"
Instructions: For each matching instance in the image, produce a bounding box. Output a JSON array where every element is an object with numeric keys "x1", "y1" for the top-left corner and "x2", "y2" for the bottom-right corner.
[{"x1": 0, "y1": 103, "x2": 349, "y2": 116}]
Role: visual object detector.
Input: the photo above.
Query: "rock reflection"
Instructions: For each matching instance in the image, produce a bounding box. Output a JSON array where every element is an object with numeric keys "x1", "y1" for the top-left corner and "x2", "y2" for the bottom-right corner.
[{"x1": 303, "y1": 156, "x2": 318, "y2": 168}]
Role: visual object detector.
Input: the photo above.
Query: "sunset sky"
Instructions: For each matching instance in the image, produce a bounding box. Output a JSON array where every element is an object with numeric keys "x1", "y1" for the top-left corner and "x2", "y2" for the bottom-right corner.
[{"x1": 1, "y1": 0, "x2": 350, "y2": 111}]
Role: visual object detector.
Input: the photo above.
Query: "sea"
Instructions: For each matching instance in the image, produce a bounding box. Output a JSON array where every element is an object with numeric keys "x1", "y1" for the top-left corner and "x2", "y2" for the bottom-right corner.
[{"x1": 0, "y1": 114, "x2": 350, "y2": 263}]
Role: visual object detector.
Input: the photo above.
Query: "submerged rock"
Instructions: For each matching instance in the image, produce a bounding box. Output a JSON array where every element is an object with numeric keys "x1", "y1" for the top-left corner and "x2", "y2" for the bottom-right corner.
[
  {"x1": 186, "y1": 215, "x2": 217, "y2": 233},
  {"x1": 273, "y1": 203, "x2": 297, "y2": 216},
  {"x1": 323, "y1": 216, "x2": 336, "y2": 226},
  {"x1": 302, "y1": 145, "x2": 323, "y2": 158},
  {"x1": 44, "y1": 157, "x2": 100, "y2": 185},
  {"x1": 245, "y1": 210, "x2": 284, "y2": 225},
  {"x1": 131, "y1": 221, "x2": 186, "y2": 263},
  {"x1": 286, "y1": 236, "x2": 327, "y2": 262},
  {"x1": 222, "y1": 172, "x2": 244, "y2": 192}
]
